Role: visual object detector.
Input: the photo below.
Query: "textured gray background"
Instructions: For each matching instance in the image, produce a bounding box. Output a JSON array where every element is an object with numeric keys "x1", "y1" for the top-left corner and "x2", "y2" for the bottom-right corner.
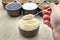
[{"x1": 0, "y1": 0, "x2": 53, "y2": 40}]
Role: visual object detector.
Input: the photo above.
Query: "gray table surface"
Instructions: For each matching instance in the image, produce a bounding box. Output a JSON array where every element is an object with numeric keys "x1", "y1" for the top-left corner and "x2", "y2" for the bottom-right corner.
[{"x1": 0, "y1": 2, "x2": 53, "y2": 40}]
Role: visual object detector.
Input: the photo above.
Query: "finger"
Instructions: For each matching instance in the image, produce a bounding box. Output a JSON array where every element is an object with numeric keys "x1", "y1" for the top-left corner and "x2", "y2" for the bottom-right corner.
[
  {"x1": 44, "y1": 20, "x2": 53, "y2": 29},
  {"x1": 42, "y1": 4, "x2": 50, "y2": 9},
  {"x1": 43, "y1": 15, "x2": 50, "y2": 21},
  {"x1": 43, "y1": 10, "x2": 51, "y2": 16},
  {"x1": 49, "y1": 23, "x2": 56, "y2": 30},
  {"x1": 50, "y1": 3, "x2": 59, "y2": 12},
  {"x1": 44, "y1": 20, "x2": 50, "y2": 25},
  {"x1": 47, "y1": 7, "x2": 52, "y2": 11},
  {"x1": 50, "y1": 3, "x2": 60, "y2": 26},
  {"x1": 48, "y1": 22, "x2": 53, "y2": 29}
]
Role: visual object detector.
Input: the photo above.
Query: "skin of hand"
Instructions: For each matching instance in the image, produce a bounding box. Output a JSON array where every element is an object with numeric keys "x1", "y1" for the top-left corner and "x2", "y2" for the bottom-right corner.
[{"x1": 43, "y1": 3, "x2": 60, "y2": 40}]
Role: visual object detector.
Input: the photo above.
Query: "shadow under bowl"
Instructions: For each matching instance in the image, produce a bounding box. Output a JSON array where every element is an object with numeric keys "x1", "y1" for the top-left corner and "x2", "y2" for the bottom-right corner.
[{"x1": 18, "y1": 27, "x2": 39, "y2": 38}]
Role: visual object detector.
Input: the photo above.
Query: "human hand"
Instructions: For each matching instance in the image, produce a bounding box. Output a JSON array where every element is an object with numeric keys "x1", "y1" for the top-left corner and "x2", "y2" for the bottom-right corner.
[{"x1": 43, "y1": 3, "x2": 60, "y2": 40}]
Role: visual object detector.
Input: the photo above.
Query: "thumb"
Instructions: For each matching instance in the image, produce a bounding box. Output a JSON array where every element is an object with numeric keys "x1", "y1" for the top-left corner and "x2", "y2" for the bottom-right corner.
[
  {"x1": 50, "y1": 3, "x2": 58, "y2": 12},
  {"x1": 50, "y1": 3, "x2": 60, "y2": 28}
]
